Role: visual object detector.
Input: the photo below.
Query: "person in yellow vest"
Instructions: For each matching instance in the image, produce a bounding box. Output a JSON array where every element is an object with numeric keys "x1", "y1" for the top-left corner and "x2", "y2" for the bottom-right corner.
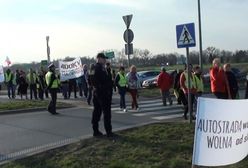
[
  {"x1": 115, "y1": 66, "x2": 128, "y2": 112},
  {"x1": 193, "y1": 65, "x2": 204, "y2": 97},
  {"x1": 193, "y1": 65, "x2": 204, "y2": 111},
  {"x1": 180, "y1": 64, "x2": 197, "y2": 120},
  {"x1": 45, "y1": 63, "x2": 60, "y2": 115},
  {"x1": 26, "y1": 68, "x2": 38, "y2": 100},
  {"x1": 4, "y1": 69, "x2": 15, "y2": 99}
]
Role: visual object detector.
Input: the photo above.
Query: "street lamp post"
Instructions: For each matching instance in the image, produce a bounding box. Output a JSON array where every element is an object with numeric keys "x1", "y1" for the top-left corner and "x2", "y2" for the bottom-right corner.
[
  {"x1": 46, "y1": 36, "x2": 51, "y2": 64},
  {"x1": 198, "y1": 0, "x2": 203, "y2": 71}
]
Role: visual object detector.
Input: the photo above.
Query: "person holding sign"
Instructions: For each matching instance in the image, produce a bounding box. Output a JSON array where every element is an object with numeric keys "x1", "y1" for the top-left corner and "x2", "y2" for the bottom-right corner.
[{"x1": 209, "y1": 58, "x2": 229, "y2": 99}]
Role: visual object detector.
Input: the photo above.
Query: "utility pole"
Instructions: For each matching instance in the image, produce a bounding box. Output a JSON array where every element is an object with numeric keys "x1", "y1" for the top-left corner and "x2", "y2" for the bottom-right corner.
[{"x1": 198, "y1": 0, "x2": 203, "y2": 71}]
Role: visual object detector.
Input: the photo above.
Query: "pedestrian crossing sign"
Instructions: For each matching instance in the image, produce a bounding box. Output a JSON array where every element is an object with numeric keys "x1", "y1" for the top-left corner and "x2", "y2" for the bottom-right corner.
[{"x1": 176, "y1": 23, "x2": 196, "y2": 48}]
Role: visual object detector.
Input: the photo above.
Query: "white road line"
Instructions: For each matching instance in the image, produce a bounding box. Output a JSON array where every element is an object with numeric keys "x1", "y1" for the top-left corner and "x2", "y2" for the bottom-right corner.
[
  {"x1": 132, "y1": 109, "x2": 183, "y2": 117},
  {"x1": 151, "y1": 114, "x2": 183, "y2": 120}
]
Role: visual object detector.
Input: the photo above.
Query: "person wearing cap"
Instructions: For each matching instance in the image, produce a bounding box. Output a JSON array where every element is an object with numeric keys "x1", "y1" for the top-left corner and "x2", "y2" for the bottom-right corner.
[
  {"x1": 45, "y1": 63, "x2": 60, "y2": 115},
  {"x1": 157, "y1": 66, "x2": 173, "y2": 106},
  {"x1": 91, "y1": 53, "x2": 114, "y2": 137}
]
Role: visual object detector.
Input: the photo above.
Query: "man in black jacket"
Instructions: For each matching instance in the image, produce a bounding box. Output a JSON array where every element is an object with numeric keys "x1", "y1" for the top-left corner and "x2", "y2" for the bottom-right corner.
[{"x1": 91, "y1": 53, "x2": 114, "y2": 137}]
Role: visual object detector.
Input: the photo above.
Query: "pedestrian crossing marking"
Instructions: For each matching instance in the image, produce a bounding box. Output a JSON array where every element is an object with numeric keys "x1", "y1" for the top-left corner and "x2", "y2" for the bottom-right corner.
[{"x1": 84, "y1": 99, "x2": 184, "y2": 121}]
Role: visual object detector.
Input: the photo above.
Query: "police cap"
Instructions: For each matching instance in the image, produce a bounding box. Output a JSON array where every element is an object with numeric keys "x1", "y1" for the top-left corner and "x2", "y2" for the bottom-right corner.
[
  {"x1": 96, "y1": 53, "x2": 108, "y2": 59},
  {"x1": 48, "y1": 63, "x2": 55, "y2": 69}
]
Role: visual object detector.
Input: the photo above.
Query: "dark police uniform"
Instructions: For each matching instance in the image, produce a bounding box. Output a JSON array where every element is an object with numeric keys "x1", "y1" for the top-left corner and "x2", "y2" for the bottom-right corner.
[{"x1": 92, "y1": 62, "x2": 113, "y2": 136}]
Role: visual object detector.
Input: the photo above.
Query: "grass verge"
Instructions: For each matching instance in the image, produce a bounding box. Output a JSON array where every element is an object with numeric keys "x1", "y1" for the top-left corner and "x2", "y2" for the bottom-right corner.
[
  {"x1": 2, "y1": 122, "x2": 248, "y2": 168},
  {"x1": 0, "y1": 100, "x2": 73, "y2": 111}
]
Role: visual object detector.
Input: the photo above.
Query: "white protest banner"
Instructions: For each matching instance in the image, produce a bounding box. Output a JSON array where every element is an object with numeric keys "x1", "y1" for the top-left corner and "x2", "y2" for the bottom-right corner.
[
  {"x1": 0, "y1": 65, "x2": 4, "y2": 83},
  {"x1": 59, "y1": 57, "x2": 83, "y2": 81},
  {"x1": 192, "y1": 97, "x2": 248, "y2": 167}
]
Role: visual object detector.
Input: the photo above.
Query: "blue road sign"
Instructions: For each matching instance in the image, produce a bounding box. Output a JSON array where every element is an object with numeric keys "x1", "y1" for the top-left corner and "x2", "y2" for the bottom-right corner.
[{"x1": 176, "y1": 23, "x2": 196, "y2": 48}]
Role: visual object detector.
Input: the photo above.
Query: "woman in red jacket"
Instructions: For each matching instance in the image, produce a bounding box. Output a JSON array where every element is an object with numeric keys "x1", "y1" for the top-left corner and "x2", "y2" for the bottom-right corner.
[{"x1": 209, "y1": 58, "x2": 228, "y2": 99}]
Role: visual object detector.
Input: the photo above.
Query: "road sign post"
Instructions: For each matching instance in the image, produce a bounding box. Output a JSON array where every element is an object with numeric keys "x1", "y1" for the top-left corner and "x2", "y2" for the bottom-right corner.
[
  {"x1": 123, "y1": 14, "x2": 134, "y2": 68},
  {"x1": 105, "y1": 51, "x2": 115, "y2": 59},
  {"x1": 176, "y1": 23, "x2": 196, "y2": 124},
  {"x1": 41, "y1": 60, "x2": 48, "y2": 66}
]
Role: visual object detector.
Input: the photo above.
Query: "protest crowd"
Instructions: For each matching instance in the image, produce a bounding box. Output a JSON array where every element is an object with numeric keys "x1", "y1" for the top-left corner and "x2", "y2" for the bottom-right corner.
[{"x1": 0, "y1": 55, "x2": 248, "y2": 123}]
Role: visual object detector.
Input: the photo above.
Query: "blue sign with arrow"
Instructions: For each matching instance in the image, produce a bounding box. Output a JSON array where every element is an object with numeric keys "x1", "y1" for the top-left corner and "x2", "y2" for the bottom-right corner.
[{"x1": 176, "y1": 23, "x2": 196, "y2": 48}]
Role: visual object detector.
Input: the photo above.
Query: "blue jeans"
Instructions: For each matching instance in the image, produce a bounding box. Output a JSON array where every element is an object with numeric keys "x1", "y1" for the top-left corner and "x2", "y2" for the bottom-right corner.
[
  {"x1": 7, "y1": 83, "x2": 15, "y2": 98},
  {"x1": 118, "y1": 87, "x2": 126, "y2": 109}
]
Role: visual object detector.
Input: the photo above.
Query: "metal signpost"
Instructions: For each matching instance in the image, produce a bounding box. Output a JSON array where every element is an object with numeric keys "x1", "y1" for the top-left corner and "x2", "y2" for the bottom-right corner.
[
  {"x1": 122, "y1": 14, "x2": 134, "y2": 68},
  {"x1": 41, "y1": 60, "x2": 48, "y2": 66},
  {"x1": 176, "y1": 23, "x2": 196, "y2": 124},
  {"x1": 198, "y1": 0, "x2": 203, "y2": 71}
]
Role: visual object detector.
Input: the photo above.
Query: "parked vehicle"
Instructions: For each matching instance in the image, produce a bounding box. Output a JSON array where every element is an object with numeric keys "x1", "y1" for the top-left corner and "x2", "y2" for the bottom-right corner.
[
  {"x1": 230, "y1": 68, "x2": 247, "y2": 81},
  {"x1": 142, "y1": 70, "x2": 176, "y2": 88},
  {"x1": 137, "y1": 70, "x2": 160, "y2": 86}
]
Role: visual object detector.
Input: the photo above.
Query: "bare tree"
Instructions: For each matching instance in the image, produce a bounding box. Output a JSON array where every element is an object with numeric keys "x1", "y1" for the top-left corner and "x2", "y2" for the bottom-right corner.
[{"x1": 205, "y1": 46, "x2": 216, "y2": 63}]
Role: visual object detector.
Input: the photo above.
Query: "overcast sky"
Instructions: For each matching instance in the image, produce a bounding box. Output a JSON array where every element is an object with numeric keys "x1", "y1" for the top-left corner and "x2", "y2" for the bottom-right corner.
[{"x1": 0, "y1": 0, "x2": 247, "y2": 64}]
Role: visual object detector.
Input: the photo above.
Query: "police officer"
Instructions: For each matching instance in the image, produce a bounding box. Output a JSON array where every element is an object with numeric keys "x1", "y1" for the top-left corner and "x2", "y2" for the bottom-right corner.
[
  {"x1": 92, "y1": 53, "x2": 114, "y2": 137},
  {"x1": 45, "y1": 63, "x2": 60, "y2": 115}
]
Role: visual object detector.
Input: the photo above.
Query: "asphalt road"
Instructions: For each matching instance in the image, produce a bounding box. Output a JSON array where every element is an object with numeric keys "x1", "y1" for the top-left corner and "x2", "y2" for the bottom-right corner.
[{"x1": 0, "y1": 95, "x2": 185, "y2": 163}]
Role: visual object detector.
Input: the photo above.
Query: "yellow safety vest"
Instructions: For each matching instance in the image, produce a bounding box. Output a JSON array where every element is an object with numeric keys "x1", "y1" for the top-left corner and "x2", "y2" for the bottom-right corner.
[
  {"x1": 45, "y1": 71, "x2": 59, "y2": 89},
  {"x1": 194, "y1": 75, "x2": 204, "y2": 92},
  {"x1": 27, "y1": 73, "x2": 37, "y2": 84},
  {"x1": 118, "y1": 72, "x2": 127, "y2": 87},
  {"x1": 183, "y1": 72, "x2": 196, "y2": 89},
  {"x1": 4, "y1": 73, "x2": 12, "y2": 82}
]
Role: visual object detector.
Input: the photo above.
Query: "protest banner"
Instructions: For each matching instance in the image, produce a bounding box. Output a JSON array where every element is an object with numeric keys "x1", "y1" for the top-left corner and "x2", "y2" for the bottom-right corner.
[
  {"x1": 0, "y1": 66, "x2": 4, "y2": 83},
  {"x1": 192, "y1": 97, "x2": 248, "y2": 167},
  {"x1": 59, "y1": 57, "x2": 83, "y2": 81}
]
